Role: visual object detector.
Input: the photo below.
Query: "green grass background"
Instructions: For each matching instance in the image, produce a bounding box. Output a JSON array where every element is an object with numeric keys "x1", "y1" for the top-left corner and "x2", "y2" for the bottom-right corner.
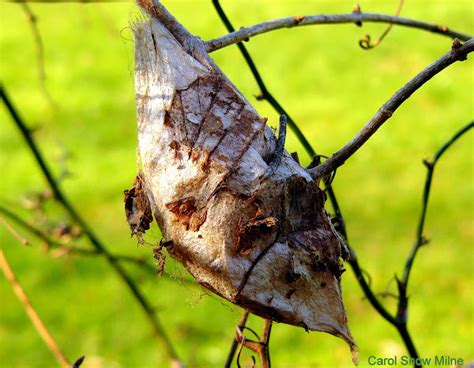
[{"x1": 0, "y1": 0, "x2": 472, "y2": 367}]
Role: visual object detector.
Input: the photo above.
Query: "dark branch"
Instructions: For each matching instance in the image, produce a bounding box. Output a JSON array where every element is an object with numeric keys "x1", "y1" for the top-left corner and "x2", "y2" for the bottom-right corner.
[{"x1": 401, "y1": 121, "x2": 473, "y2": 294}]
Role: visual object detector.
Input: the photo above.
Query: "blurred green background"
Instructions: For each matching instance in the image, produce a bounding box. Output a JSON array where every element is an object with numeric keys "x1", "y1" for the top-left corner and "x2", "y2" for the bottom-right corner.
[{"x1": 1, "y1": 0, "x2": 472, "y2": 367}]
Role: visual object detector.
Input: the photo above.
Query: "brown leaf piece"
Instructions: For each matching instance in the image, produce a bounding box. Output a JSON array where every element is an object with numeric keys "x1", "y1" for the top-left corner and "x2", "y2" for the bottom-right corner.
[
  {"x1": 132, "y1": 17, "x2": 358, "y2": 359},
  {"x1": 124, "y1": 172, "x2": 153, "y2": 243}
]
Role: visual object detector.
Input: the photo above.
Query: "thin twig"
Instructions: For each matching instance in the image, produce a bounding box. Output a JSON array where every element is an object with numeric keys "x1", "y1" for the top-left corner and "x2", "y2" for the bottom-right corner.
[
  {"x1": 212, "y1": 0, "x2": 324, "y2": 160},
  {"x1": 309, "y1": 38, "x2": 473, "y2": 180},
  {"x1": 206, "y1": 12, "x2": 471, "y2": 52},
  {"x1": 20, "y1": 2, "x2": 55, "y2": 106},
  {"x1": 359, "y1": 0, "x2": 405, "y2": 49},
  {"x1": 225, "y1": 310, "x2": 250, "y2": 368},
  {"x1": 401, "y1": 121, "x2": 473, "y2": 298},
  {"x1": 0, "y1": 214, "x2": 29, "y2": 245},
  {"x1": 0, "y1": 86, "x2": 182, "y2": 366},
  {"x1": 0, "y1": 248, "x2": 70, "y2": 368},
  {"x1": 259, "y1": 319, "x2": 272, "y2": 368}
]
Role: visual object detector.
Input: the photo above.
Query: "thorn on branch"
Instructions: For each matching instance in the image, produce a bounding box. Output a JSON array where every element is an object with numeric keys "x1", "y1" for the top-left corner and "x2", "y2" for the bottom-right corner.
[
  {"x1": 293, "y1": 15, "x2": 304, "y2": 24},
  {"x1": 352, "y1": 4, "x2": 362, "y2": 27},
  {"x1": 420, "y1": 236, "x2": 429, "y2": 246},
  {"x1": 451, "y1": 38, "x2": 468, "y2": 61},
  {"x1": 239, "y1": 27, "x2": 250, "y2": 42},
  {"x1": 290, "y1": 151, "x2": 300, "y2": 164},
  {"x1": 422, "y1": 159, "x2": 434, "y2": 169}
]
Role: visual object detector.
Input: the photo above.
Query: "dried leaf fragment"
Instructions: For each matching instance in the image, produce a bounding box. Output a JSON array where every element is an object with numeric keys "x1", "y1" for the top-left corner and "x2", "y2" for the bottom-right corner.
[{"x1": 124, "y1": 172, "x2": 153, "y2": 242}]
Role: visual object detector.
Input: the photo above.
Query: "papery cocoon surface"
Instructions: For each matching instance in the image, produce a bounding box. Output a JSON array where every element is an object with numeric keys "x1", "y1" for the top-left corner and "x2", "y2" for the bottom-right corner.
[{"x1": 129, "y1": 16, "x2": 357, "y2": 356}]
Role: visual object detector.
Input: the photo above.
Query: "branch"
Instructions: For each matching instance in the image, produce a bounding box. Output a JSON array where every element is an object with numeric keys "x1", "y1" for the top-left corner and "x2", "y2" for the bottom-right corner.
[
  {"x1": 0, "y1": 248, "x2": 70, "y2": 368},
  {"x1": 401, "y1": 121, "x2": 473, "y2": 295},
  {"x1": 0, "y1": 86, "x2": 182, "y2": 366},
  {"x1": 224, "y1": 310, "x2": 250, "y2": 368},
  {"x1": 309, "y1": 38, "x2": 473, "y2": 179},
  {"x1": 206, "y1": 13, "x2": 471, "y2": 52}
]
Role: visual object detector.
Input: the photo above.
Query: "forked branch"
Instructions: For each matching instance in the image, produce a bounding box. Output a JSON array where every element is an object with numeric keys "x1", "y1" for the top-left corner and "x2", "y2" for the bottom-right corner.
[
  {"x1": 309, "y1": 38, "x2": 473, "y2": 180},
  {"x1": 399, "y1": 121, "x2": 473, "y2": 302}
]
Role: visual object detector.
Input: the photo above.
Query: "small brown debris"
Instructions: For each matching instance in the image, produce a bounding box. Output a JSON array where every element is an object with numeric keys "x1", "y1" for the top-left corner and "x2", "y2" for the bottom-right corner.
[
  {"x1": 153, "y1": 244, "x2": 166, "y2": 276},
  {"x1": 161, "y1": 240, "x2": 174, "y2": 248},
  {"x1": 169, "y1": 140, "x2": 181, "y2": 159},
  {"x1": 285, "y1": 269, "x2": 301, "y2": 283},
  {"x1": 236, "y1": 213, "x2": 278, "y2": 255},
  {"x1": 437, "y1": 25, "x2": 449, "y2": 32},
  {"x1": 124, "y1": 172, "x2": 153, "y2": 243},
  {"x1": 188, "y1": 207, "x2": 208, "y2": 231},
  {"x1": 293, "y1": 15, "x2": 304, "y2": 24},
  {"x1": 285, "y1": 288, "x2": 296, "y2": 299},
  {"x1": 450, "y1": 38, "x2": 467, "y2": 61},
  {"x1": 52, "y1": 222, "x2": 81, "y2": 242},
  {"x1": 165, "y1": 197, "x2": 198, "y2": 229},
  {"x1": 452, "y1": 38, "x2": 462, "y2": 49}
]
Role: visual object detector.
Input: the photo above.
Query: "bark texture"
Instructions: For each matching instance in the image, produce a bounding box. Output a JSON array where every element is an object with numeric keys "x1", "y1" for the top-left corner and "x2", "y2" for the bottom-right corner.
[{"x1": 131, "y1": 17, "x2": 357, "y2": 355}]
